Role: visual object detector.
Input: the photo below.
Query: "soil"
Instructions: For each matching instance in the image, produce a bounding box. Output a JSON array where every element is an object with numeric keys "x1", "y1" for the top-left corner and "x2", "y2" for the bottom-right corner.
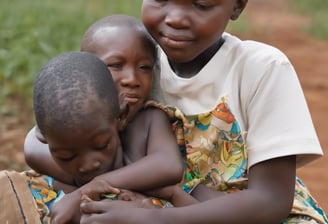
[{"x1": 1, "y1": 0, "x2": 327, "y2": 212}]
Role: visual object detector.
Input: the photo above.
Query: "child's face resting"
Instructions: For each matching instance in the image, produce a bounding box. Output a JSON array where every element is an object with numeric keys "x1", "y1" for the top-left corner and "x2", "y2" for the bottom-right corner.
[
  {"x1": 91, "y1": 26, "x2": 155, "y2": 123},
  {"x1": 44, "y1": 107, "x2": 123, "y2": 187},
  {"x1": 142, "y1": 0, "x2": 245, "y2": 63}
]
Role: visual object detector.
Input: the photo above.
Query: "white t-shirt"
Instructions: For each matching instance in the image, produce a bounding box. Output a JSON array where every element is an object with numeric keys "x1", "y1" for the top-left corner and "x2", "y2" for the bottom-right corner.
[{"x1": 153, "y1": 32, "x2": 323, "y2": 169}]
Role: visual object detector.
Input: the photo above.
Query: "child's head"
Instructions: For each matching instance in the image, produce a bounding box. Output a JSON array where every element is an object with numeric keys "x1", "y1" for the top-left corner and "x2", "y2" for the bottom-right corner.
[
  {"x1": 33, "y1": 51, "x2": 123, "y2": 186},
  {"x1": 141, "y1": 0, "x2": 247, "y2": 63},
  {"x1": 81, "y1": 14, "x2": 157, "y2": 124}
]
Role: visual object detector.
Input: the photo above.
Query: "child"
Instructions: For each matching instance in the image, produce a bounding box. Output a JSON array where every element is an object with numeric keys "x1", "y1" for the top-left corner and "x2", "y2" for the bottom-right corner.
[
  {"x1": 80, "y1": 0, "x2": 328, "y2": 223},
  {"x1": 24, "y1": 15, "x2": 183, "y2": 223}
]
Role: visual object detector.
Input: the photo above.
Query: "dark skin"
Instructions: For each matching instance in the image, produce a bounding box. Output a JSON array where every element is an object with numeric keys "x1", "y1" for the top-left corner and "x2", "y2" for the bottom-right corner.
[
  {"x1": 81, "y1": 156, "x2": 296, "y2": 224},
  {"x1": 80, "y1": 0, "x2": 297, "y2": 223},
  {"x1": 24, "y1": 15, "x2": 183, "y2": 224}
]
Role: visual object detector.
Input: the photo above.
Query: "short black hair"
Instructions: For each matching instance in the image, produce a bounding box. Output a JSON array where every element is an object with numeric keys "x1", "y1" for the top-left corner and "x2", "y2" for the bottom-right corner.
[
  {"x1": 81, "y1": 14, "x2": 157, "y2": 62},
  {"x1": 33, "y1": 51, "x2": 119, "y2": 135}
]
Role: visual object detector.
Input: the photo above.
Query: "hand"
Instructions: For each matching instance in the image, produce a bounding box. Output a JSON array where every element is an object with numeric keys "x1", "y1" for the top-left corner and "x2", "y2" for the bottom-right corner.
[
  {"x1": 80, "y1": 197, "x2": 159, "y2": 224},
  {"x1": 50, "y1": 191, "x2": 80, "y2": 224},
  {"x1": 117, "y1": 189, "x2": 148, "y2": 201},
  {"x1": 79, "y1": 177, "x2": 120, "y2": 200}
]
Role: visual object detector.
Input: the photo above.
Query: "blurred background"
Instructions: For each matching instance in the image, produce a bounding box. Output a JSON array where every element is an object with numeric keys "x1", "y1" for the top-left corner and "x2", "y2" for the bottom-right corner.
[{"x1": 1, "y1": 0, "x2": 327, "y2": 211}]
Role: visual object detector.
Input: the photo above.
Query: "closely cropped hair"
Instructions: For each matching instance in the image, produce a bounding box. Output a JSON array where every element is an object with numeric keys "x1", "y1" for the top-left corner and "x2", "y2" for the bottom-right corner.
[
  {"x1": 81, "y1": 14, "x2": 157, "y2": 62},
  {"x1": 33, "y1": 51, "x2": 119, "y2": 134}
]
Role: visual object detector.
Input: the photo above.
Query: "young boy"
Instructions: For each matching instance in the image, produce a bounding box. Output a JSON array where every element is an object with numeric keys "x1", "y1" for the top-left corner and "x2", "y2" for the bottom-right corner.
[{"x1": 24, "y1": 15, "x2": 183, "y2": 223}]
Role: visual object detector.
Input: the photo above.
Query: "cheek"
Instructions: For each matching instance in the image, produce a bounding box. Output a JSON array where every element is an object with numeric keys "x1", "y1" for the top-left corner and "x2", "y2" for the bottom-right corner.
[
  {"x1": 103, "y1": 139, "x2": 123, "y2": 167},
  {"x1": 141, "y1": 78, "x2": 152, "y2": 97},
  {"x1": 141, "y1": 6, "x2": 159, "y2": 33},
  {"x1": 55, "y1": 160, "x2": 77, "y2": 176}
]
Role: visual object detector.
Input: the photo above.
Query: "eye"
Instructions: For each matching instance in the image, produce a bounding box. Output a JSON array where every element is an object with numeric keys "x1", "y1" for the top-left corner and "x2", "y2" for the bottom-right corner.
[
  {"x1": 56, "y1": 156, "x2": 74, "y2": 161},
  {"x1": 107, "y1": 63, "x2": 123, "y2": 70},
  {"x1": 95, "y1": 141, "x2": 109, "y2": 151},
  {"x1": 139, "y1": 64, "x2": 154, "y2": 72},
  {"x1": 53, "y1": 152, "x2": 76, "y2": 161},
  {"x1": 193, "y1": 1, "x2": 213, "y2": 10}
]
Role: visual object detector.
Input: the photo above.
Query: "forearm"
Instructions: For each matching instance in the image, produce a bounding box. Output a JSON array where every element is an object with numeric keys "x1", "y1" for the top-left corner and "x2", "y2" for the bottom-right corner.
[
  {"x1": 153, "y1": 156, "x2": 296, "y2": 224},
  {"x1": 53, "y1": 180, "x2": 78, "y2": 193},
  {"x1": 156, "y1": 189, "x2": 288, "y2": 224},
  {"x1": 93, "y1": 153, "x2": 183, "y2": 192},
  {"x1": 141, "y1": 184, "x2": 197, "y2": 207},
  {"x1": 190, "y1": 184, "x2": 225, "y2": 202}
]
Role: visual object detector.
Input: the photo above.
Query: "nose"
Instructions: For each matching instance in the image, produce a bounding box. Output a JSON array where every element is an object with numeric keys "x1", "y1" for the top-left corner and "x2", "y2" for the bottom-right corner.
[
  {"x1": 164, "y1": 5, "x2": 189, "y2": 29},
  {"x1": 120, "y1": 68, "x2": 140, "y2": 88},
  {"x1": 79, "y1": 160, "x2": 101, "y2": 174}
]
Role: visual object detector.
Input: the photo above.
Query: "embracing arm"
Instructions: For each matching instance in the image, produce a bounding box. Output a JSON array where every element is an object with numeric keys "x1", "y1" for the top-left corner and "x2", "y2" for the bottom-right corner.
[
  {"x1": 156, "y1": 156, "x2": 296, "y2": 224},
  {"x1": 81, "y1": 156, "x2": 296, "y2": 224},
  {"x1": 53, "y1": 108, "x2": 183, "y2": 223},
  {"x1": 82, "y1": 108, "x2": 184, "y2": 196},
  {"x1": 24, "y1": 126, "x2": 75, "y2": 185}
]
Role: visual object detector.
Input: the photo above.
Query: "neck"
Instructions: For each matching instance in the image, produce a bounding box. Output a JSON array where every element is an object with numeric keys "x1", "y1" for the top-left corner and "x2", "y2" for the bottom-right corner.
[{"x1": 169, "y1": 37, "x2": 224, "y2": 78}]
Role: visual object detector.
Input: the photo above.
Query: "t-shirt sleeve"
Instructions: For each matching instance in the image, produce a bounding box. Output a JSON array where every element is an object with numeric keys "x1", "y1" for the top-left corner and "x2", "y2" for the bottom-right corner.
[{"x1": 245, "y1": 56, "x2": 323, "y2": 169}]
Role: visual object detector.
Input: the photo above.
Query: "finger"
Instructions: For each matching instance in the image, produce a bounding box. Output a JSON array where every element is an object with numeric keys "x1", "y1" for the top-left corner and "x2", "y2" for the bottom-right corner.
[
  {"x1": 107, "y1": 186, "x2": 120, "y2": 194},
  {"x1": 80, "y1": 200, "x2": 109, "y2": 214},
  {"x1": 81, "y1": 213, "x2": 108, "y2": 224},
  {"x1": 81, "y1": 194, "x2": 93, "y2": 202}
]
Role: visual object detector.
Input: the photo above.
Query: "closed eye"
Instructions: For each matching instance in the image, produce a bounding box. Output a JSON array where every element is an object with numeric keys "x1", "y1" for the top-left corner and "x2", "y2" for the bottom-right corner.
[
  {"x1": 95, "y1": 141, "x2": 109, "y2": 151},
  {"x1": 54, "y1": 153, "x2": 76, "y2": 161},
  {"x1": 194, "y1": 1, "x2": 213, "y2": 10}
]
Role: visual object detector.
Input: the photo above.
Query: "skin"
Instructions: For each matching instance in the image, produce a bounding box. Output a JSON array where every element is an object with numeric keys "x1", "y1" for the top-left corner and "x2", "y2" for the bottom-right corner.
[
  {"x1": 24, "y1": 16, "x2": 183, "y2": 224},
  {"x1": 89, "y1": 25, "x2": 155, "y2": 124},
  {"x1": 80, "y1": 0, "x2": 297, "y2": 223}
]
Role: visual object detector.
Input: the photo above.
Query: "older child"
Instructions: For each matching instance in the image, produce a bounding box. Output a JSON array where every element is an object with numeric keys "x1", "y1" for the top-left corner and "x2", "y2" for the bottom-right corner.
[
  {"x1": 24, "y1": 15, "x2": 183, "y2": 223},
  {"x1": 80, "y1": 0, "x2": 327, "y2": 223}
]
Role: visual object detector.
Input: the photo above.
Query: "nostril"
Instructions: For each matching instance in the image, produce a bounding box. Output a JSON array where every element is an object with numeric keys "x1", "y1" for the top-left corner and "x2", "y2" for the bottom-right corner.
[{"x1": 93, "y1": 161, "x2": 101, "y2": 168}]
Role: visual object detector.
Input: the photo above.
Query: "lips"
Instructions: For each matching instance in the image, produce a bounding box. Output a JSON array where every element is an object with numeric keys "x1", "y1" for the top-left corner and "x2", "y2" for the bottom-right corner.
[
  {"x1": 160, "y1": 32, "x2": 193, "y2": 49},
  {"x1": 121, "y1": 92, "x2": 140, "y2": 104}
]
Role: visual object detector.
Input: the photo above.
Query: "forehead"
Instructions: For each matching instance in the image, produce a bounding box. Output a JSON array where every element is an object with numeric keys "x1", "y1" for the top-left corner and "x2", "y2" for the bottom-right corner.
[
  {"x1": 92, "y1": 26, "x2": 153, "y2": 51},
  {"x1": 45, "y1": 109, "x2": 118, "y2": 148}
]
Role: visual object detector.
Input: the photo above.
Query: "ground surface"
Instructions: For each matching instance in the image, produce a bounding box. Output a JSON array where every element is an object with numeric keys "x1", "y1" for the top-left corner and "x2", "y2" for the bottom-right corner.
[
  {"x1": 1, "y1": 0, "x2": 327, "y2": 212},
  {"x1": 244, "y1": 0, "x2": 328, "y2": 212}
]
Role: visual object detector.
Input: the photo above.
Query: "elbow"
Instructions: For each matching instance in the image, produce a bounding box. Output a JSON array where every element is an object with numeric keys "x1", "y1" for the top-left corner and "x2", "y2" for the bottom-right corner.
[
  {"x1": 166, "y1": 159, "x2": 184, "y2": 184},
  {"x1": 175, "y1": 160, "x2": 184, "y2": 183},
  {"x1": 251, "y1": 190, "x2": 294, "y2": 223},
  {"x1": 23, "y1": 133, "x2": 34, "y2": 168}
]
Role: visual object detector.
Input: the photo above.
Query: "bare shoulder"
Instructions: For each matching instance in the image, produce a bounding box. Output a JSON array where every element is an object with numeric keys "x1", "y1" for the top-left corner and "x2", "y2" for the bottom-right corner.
[
  {"x1": 132, "y1": 106, "x2": 170, "y2": 126},
  {"x1": 122, "y1": 107, "x2": 172, "y2": 162},
  {"x1": 124, "y1": 106, "x2": 170, "y2": 140}
]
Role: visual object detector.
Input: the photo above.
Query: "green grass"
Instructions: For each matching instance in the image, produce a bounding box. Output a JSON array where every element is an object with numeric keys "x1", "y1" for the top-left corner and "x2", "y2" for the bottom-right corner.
[
  {"x1": 0, "y1": 0, "x2": 142, "y2": 115},
  {"x1": 287, "y1": 0, "x2": 328, "y2": 39},
  {"x1": 1, "y1": 0, "x2": 326, "y2": 118}
]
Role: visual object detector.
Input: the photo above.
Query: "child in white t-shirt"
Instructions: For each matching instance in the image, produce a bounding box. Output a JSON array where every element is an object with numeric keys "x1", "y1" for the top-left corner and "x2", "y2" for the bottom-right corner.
[{"x1": 80, "y1": 1, "x2": 327, "y2": 223}]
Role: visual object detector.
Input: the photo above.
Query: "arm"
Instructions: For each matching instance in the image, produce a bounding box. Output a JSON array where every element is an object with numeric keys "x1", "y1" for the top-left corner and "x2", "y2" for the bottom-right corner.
[
  {"x1": 24, "y1": 126, "x2": 75, "y2": 185},
  {"x1": 156, "y1": 156, "x2": 296, "y2": 224},
  {"x1": 81, "y1": 108, "x2": 184, "y2": 196},
  {"x1": 53, "y1": 108, "x2": 184, "y2": 223},
  {"x1": 80, "y1": 156, "x2": 296, "y2": 224}
]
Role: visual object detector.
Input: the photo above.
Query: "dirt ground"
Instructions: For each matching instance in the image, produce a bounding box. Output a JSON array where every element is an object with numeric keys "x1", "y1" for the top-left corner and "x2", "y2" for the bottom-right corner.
[
  {"x1": 1, "y1": 0, "x2": 327, "y2": 213},
  {"x1": 243, "y1": 0, "x2": 328, "y2": 211}
]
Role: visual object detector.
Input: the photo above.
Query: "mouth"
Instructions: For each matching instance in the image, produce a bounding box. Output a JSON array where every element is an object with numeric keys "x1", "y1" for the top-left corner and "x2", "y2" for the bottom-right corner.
[
  {"x1": 121, "y1": 93, "x2": 141, "y2": 104},
  {"x1": 160, "y1": 32, "x2": 193, "y2": 49}
]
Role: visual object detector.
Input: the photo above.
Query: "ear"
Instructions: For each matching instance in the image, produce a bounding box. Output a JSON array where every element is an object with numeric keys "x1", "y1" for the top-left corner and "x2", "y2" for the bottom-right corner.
[
  {"x1": 231, "y1": 0, "x2": 248, "y2": 20},
  {"x1": 35, "y1": 125, "x2": 47, "y2": 143},
  {"x1": 117, "y1": 102, "x2": 129, "y2": 131}
]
